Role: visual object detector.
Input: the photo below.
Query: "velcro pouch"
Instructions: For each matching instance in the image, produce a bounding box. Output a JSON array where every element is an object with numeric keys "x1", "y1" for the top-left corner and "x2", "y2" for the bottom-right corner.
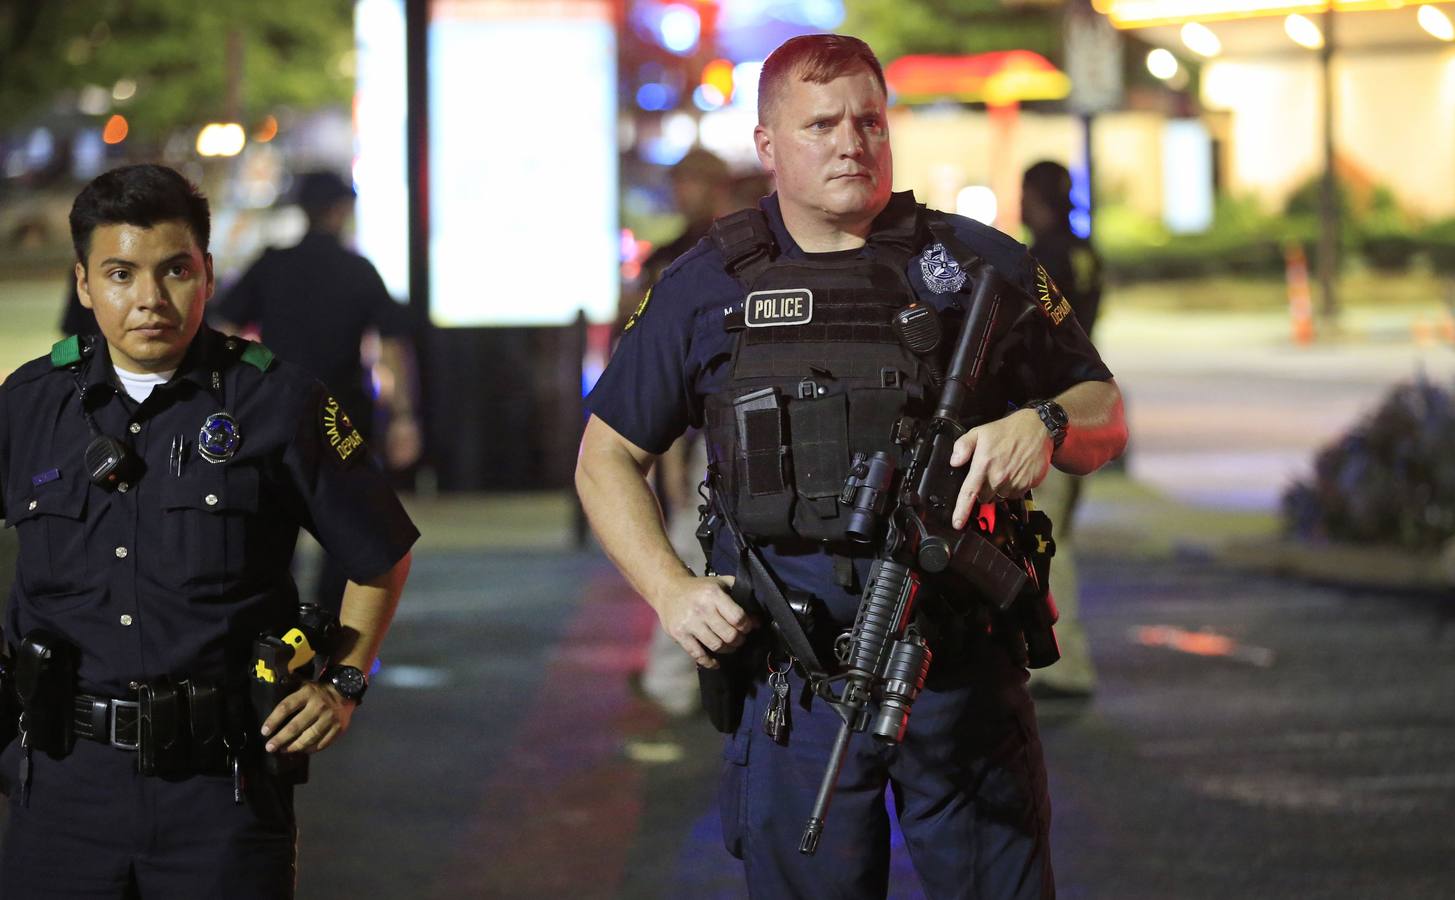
[
  {"x1": 138, "y1": 681, "x2": 188, "y2": 776},
  {"x1": 14, "y1": 630, "x2": 76, "y2": 757}
]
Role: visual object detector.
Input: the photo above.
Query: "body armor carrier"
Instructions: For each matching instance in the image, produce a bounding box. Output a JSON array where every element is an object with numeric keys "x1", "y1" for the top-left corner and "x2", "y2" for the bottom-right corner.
[{"x1": 704, "y1": 201, "x2": 970, "y2": 547}]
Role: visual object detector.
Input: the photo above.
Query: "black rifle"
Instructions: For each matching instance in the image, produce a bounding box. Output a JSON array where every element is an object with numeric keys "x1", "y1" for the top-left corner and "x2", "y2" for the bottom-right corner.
[{"x1": 799, "y1": 262, "x2": 1056, "y2": 854}]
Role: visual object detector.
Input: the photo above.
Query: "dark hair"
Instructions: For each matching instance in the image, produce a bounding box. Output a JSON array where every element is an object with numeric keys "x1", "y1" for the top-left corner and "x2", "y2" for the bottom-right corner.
[
  {"x1": 69, "y1": 164, "x2": 211, "y2": 266},
  {"x1": 758, "y1": 34, "x2": 886, "y2": 125},
  {"x1": 294, "y1": 170, "x2": 356, "y2": 220},
  {"x1": 1022, "y1": 160, "x2": 1075, "y2": 219}
]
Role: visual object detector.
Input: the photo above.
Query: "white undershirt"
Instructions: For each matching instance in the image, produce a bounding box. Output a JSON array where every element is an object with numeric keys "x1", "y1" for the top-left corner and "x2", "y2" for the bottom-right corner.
[{"x1": 113, "y1": 367, "x2": 174, "y2": 403}]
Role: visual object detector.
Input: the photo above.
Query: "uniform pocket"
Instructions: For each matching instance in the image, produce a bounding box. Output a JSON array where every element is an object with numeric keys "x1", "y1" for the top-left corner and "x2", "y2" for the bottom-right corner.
[
  {"x1": 7, "y1": 475, "x2": 90, "y2": 600},
  {"x1": 719, "y1": 721, "x2": 752, "y2": 860},
  {"x1": 160, "y1": 465, "x2": 259, "y2": 586}
]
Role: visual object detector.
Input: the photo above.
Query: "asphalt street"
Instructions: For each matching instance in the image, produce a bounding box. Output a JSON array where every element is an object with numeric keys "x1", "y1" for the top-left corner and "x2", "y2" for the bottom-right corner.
[{"x1": 287, "y1": 540, "x2": 1454, "y2": 900}]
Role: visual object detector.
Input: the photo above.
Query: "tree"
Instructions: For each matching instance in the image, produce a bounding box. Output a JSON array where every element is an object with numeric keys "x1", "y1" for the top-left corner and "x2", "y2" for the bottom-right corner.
[
  {"x1": 842, "y1": 0, "x2": 1064, "y2": 63},
  {"x1": 0, "y1": 0, "x2": 355, "y2": 136}
]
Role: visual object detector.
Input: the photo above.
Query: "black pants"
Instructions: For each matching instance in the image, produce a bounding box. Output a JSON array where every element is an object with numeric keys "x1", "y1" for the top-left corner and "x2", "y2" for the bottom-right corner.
[{"x1": 0, "y1": 739, "x2": 295, "y2": 899}]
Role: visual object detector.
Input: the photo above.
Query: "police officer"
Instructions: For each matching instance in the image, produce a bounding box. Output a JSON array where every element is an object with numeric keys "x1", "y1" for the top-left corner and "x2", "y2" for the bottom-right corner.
[
  {"x1": 577, "y1": 35, "x2": 1127, "y2": 899},
  {"x1": 214, "y1": 170, "x2": 421, "y2": 611},
  {"x1": 0, "y1": 164, "x2": 418, "y2": 897},
  {"x1": 1021, "y1": 160, "x2": 1106, "y2": 701}
]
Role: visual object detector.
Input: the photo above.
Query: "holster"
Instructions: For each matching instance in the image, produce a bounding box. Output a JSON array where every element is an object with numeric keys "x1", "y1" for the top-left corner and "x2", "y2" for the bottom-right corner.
[
  {"x1": 0, "y1": 648, "x2": 19, "y2": 751},
  {"x1": 14, "y1": 630, "x2": 77, "y2": 757},
  {"x1": 699, "y1": 642, "x2": 757, "y2": 735},
  {"x1": 249, "y1": 636, "x2": 310, "y2": 785}
]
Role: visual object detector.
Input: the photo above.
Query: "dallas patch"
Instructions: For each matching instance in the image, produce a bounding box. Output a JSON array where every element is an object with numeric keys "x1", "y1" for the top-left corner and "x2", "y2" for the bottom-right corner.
[
  {"x1": 320, "y1": 396, "x2": 365, "y2": 465},
  {"x1": 744, "y1": 289, "x2": 812, "y2": 327},
  {"x1": 1034, "y1": 264, "x2": 1074, "y2": 326},
  {"x1": 919, "y1": 243, "x2": 967, "y2": 294},
  {"x1": 622, "y1": 288, "x2": 652, "y2": 333}
]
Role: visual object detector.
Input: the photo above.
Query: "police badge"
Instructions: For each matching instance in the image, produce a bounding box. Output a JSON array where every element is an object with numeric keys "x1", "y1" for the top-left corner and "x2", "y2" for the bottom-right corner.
[
  {"x1": 919, "y1": 243, "x2": 967, "y2": 293},
  {"x1": 198, "y1": 413, "x2": 242, "y2": 463}
]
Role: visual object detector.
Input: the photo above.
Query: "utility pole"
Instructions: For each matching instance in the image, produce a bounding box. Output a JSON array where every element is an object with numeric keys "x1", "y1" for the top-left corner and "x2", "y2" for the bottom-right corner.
[{"x1": 1317, "y1": 6, "x2": 1339, "y2": 322}]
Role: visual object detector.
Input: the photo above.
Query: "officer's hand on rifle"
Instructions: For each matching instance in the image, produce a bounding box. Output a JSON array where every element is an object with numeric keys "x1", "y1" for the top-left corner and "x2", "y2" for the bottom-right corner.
[
  {"x1": 653, "y1": 574, "x2": 756, "y2": 669},
  {"x1": 260, "y1": 681, "x2": 357, "y2": 755},
  {"x1": 948, "y1": 408, "x2": 1054, "y2": 529}
]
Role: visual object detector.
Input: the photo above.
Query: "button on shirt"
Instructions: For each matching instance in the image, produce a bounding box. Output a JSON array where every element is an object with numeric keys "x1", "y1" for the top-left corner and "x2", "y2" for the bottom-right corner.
[
  {"x1": 586, "y1": 192, "x2": 1114, "y2": 617},
  {"x1": 0, "y1": 328, "x2": 419, "y2": 696}
]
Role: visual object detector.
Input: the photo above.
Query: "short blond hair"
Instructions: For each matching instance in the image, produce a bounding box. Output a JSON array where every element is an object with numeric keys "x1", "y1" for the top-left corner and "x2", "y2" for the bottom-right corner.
[{"x1": 757, "y1": 34, "x2": 887, "y2": 126}]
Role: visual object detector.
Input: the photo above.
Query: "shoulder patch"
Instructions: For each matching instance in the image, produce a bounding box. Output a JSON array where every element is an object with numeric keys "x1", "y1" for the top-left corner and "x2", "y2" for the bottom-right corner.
[
  {"x1": 239, "y1": 341, "x2": 275, "y2": 372},
  {"x1": 1034, "y1": 264, "x2": 1075, "y2": 327},
  {"x1": 320, "y1": 395, "x2": 366, "y2": 466},
  {"x1": 622, "y1": 288, "x2": 652, "y2": 333},
  {"x1": 49, "y1": 335, "x2": 83, "y2": 368}
]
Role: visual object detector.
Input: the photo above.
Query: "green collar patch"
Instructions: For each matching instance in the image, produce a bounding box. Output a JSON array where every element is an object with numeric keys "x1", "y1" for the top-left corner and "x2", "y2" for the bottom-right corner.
[
  {"x1": 239, "y1": 342, "x2": 275, "y2": 372},
  {"x1": 49, "y1": 335, "x2": 83, "y2": 367}
]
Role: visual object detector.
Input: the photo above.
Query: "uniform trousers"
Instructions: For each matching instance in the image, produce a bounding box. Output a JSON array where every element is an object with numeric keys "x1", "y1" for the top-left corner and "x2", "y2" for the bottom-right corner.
[
  {"x1": 719, "y1": 631, "x2": 1053, "y2": 900},
  {"x1": 0, "y1": 738, "x2": 295, "y2": 899}
]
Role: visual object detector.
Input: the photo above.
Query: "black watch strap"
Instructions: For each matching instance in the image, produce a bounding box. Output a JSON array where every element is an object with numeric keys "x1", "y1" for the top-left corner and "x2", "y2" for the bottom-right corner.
[{"x1": 1027, "y1": 399, "x2": 1069, "y2": 449}]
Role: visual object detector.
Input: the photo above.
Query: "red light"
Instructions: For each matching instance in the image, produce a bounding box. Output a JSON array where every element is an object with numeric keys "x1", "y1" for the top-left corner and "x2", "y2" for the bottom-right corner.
[{"x1": 102, "y1": 115, "x2": 128, "y2": 145}]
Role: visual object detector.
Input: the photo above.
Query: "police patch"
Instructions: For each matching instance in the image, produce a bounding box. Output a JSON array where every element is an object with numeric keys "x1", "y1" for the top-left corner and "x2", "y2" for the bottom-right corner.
[
  {"x1": 622, "y1": 288, "x2": 652, "y2": 333},
  {"x1": 744, "y1": 289, "x2": 812, "y2": 327},
  {"x1": 320, "y1": 396, "x2": 365, "y2": 466},
  {"x1": 919, "y1": 243, "x2": 967, "y2": 294},
  {"x1": 1035, "y1": 264, "x2": 1074, "y2": 326}
]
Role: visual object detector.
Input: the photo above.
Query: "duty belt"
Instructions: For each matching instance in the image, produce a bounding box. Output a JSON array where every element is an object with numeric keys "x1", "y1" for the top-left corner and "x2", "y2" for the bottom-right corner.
[{"x1": 72, "y1": 693, "x2": 141, "y2": 751}]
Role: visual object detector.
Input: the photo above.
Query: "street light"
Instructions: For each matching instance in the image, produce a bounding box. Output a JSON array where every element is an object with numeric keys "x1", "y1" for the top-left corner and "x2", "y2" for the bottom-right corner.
[
  {"x1": 1285, "y1": 13, "x2": 1325, "y2": 49},
  {"x1": 1180, "y1": 22, "x2": 1222, "y2": 57},
  {"x1": 1146, "y1": 48, "x2": 1180, "y2": 79},
  {"x1": 196, "y1": 123, "x2": 246, "y2": 157},
  {"x1": 1417, "y1": 4, "x2": 1455, "y2": 40}
]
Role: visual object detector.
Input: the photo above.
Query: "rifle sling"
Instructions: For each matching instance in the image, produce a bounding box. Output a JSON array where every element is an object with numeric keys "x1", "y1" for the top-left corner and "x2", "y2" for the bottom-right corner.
[{"x1": 709, "y1": 474, "x2": 830, "y2": 679}]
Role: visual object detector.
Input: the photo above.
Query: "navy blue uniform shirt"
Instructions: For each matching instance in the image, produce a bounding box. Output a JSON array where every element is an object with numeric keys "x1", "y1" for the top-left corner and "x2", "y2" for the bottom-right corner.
[
  {"x1": 0, "y1": 327, "x2": 419, "y2": 696},
  {"x1": 214, "y1": 233, "x2": 411, "y2": 435},
  {"x1": 587, "y1": 192, "x2": 1113, "y2": 618}
]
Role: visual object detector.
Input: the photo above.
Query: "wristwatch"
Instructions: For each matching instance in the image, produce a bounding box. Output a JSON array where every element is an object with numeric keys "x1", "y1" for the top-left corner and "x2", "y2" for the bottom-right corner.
[
  {"x1": 322, "y1": 665, "x2": 369, "y2": 706},
  {"x1": 1026, "y1": 399, "x2": 1069, "y2": 449}
]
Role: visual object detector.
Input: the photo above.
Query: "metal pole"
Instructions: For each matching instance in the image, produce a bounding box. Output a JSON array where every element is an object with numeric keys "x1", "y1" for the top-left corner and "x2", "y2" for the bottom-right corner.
[
  {"x1": 406, "y1": 0, "x2": 433, "y2": 487},
  {"x1": 1317, "y1": 5, "x2": 1338, "y2": 322}
]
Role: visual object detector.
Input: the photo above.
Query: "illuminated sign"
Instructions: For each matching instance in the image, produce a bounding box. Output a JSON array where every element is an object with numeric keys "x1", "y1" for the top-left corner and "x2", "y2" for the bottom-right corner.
[{"x1": 1095, "y1": 0, "x2": 1421, "y2": 28}]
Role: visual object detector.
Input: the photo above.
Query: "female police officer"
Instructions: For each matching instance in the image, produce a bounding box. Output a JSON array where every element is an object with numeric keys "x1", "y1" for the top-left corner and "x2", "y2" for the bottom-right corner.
[
  {"x1": 0, "y1": 164, "x2": 417, "y2": 897},
  {"x1": 577, "y1": 34, "x2": 1127, "y2": 900}
]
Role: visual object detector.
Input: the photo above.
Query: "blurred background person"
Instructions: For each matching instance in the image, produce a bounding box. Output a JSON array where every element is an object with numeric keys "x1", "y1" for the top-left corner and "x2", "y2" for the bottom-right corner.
[
  {"x1": 1021, "y1": 159, "x2": 1104, "y2": 700},
  {"x1": 213, "y1": 170, "x2": 421, "y2": 612},
  {"x1": 622, "y1": 149, "x2": 739, "y2": 717}
]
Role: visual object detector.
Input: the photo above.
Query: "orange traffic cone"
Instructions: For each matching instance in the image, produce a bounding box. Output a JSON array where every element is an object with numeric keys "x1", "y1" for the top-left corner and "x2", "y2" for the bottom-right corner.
[{"x1": 1285, "y1": 243, "x2": 1314, "y2": 345}]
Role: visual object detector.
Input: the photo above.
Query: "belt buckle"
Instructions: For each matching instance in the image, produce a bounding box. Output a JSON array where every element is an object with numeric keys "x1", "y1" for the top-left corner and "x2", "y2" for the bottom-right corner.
[{"x1": 109, "y1": 699, "x2": 140, "y2": 751}]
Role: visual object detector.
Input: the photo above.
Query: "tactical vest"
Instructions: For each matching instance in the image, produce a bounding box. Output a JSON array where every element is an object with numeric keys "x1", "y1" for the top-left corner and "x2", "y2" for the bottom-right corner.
[{"x1": 703, "y1": 203, "x2": 976, "y2": 546}]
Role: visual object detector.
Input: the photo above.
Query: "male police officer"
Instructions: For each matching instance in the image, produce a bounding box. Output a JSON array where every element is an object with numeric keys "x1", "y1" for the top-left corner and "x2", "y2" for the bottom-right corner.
[
  {"x1": 215, "y1": 170, "x2": 421, "y2": 613},
  {"x1": 578, "y1": 35, "x2": 1126, "y2": 899},
  {"x1": 0, "y1": 164, "x2": 417, "y2": 897},
  {"x1": 1021, "y1": 160, "x2": 1106, "y2": 700}
]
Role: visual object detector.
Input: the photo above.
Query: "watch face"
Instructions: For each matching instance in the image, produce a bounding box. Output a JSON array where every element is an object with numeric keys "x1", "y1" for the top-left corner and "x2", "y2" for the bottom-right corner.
[{"x1": 330, "y1": 666, "x2": 367, "y2": 698}]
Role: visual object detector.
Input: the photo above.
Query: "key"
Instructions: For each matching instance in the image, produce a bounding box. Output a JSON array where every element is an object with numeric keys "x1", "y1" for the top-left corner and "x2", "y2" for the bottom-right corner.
[
  {"x1": 763, "y1": 672, "x2": 792, "y2": 744},
  {"x1": 19, "y1": 731, "x2": 31, "y2": 808},
  {"x1": 231, "y1": 754, "x2": 244, "y2": 804}
]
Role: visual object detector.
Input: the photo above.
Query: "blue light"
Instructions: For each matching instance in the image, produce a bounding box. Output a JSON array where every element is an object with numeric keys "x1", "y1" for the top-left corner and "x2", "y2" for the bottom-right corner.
[
  {"x1": 1069, "y1": 163, "x2": 1092, "y2": 239},
  {"x1": 693, "y1": 84, "x2": 725, "y2": 111},
  {"x1": 637, "y1": 82, "x2": 672, "y2": 111},
  {"x1": 800, "y1": 0, "x2": 846, "y2": 29},
  {"x1": 659, "y1": 4, "x2": 701, "y2": 55}
]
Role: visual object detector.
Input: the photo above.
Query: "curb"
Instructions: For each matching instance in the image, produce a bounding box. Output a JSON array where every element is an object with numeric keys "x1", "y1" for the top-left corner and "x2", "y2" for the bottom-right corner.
[{"x1": 1218, "y1": 537, "x2": 1453, "y2": 594}]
